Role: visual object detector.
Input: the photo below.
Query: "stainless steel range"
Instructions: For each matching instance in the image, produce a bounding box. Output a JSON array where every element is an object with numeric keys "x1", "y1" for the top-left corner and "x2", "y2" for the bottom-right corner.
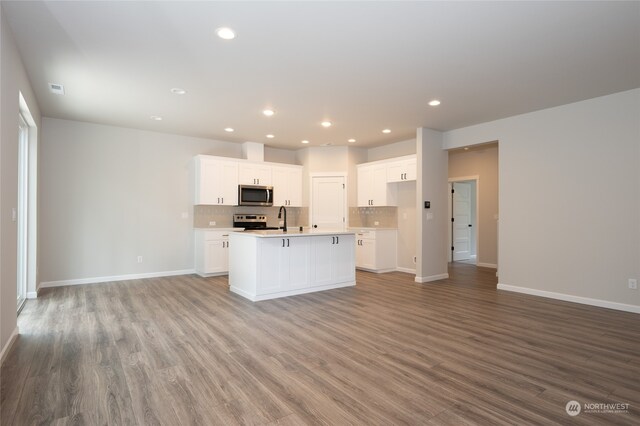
[{"x1": 233, "y1": 214, "x2": 280, "y2": 231}]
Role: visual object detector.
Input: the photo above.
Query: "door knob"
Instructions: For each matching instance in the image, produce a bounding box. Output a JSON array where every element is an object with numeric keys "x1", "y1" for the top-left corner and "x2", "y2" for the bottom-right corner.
[{"x1": 313, "y1": 224, "x2": 318, "y2": 228}]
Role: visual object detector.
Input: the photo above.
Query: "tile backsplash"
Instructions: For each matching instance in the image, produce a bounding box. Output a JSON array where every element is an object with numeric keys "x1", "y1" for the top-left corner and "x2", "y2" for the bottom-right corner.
[
  {"x1": 194, "y1": 205, "x2": 308, "y2": 228},
  {"x1": 349, "y1": 206, "x2": 398, "y2": 228},
  {"x1": 195, "y1": 205, "x2": 396, "y2": 229}
]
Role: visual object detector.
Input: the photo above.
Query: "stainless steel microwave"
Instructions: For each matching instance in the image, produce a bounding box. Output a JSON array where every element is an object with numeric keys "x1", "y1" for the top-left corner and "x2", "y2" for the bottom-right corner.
[{"x1": 238, "y1": 185, "x2": 274, "y2": 206}]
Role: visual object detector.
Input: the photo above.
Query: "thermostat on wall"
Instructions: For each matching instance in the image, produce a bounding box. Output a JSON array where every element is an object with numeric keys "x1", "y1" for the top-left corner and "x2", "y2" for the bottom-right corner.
[{"x1": 424, "y1": 201, "x2": 431, "y2": 209}]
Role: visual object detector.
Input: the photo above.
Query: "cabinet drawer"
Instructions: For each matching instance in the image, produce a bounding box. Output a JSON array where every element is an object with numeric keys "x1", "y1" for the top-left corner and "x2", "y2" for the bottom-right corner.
[
  {"x1": 354, "y1": 230, "x2": 374, "y2": 239},
  {"x1": 201, "y1": 231, "x2": 231, "y2": 241}
]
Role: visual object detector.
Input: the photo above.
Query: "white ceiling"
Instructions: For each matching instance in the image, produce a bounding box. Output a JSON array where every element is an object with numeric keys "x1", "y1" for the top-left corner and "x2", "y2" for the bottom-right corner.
[{"x1": 3, "y1": 1, "x2": 639, "y2": 149}]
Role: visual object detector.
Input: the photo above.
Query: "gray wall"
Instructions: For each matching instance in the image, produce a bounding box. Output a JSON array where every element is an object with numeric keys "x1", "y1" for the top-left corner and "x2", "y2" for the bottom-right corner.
[
  {"x1": 39, "y1": 118, "x2": 244, "y2": 284},
  {"x1": 396, "y1": 181, "x2": 417, "y2": 272},
  {"x1": 416, "y1": 128, "x2": 449, "y2": 281},
  {"x1": 367, "y1": 139, "x2": 416, "y2": 161},
  {"x1": 444, "y1": 89, "x2": 640, "y2": 308},
  {"x1": 1, "y1": 9, "x2": 42, "y2": 356}
]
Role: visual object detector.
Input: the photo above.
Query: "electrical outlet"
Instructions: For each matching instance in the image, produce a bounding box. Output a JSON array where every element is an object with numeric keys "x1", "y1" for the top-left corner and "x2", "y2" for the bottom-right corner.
[
  {"x1": 629, "y1": 279, "x2": 638, "y2": 290},
  {"x1": 413, "y1": 256, "x2": 417, "y2": 264},
  {"x1": 137, "y1": 256, "x2": 143, "y2": 264},
  {"x1": 209, "y1": 221, "x2": 216, "y2": 226}
]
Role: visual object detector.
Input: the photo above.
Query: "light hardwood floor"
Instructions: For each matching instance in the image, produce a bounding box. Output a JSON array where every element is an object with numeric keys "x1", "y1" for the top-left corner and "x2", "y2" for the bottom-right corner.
[{"x1": 2, "y1": 263, "x2": 639, "y2": 425}]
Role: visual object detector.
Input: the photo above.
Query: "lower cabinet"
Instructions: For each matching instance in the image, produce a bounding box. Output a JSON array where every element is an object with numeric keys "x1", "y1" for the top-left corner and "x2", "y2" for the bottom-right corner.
[
  {"x1": 195, "y1": 230, "x2": 231, "y2": 276},
  {"x1": 310, "y1": 234, "x2": 355, "y2": 286},
  {"x1": 353, "y1": 229, "x2": 397, "y2": 273},
  {"x1": 257, "y1": 236, "x2": 311, "y2": 295}
]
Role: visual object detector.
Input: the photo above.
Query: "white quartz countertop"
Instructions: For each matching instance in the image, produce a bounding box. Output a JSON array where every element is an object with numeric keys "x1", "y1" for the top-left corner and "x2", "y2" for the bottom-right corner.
[
  {"x1": 348, "y1": 227, "x2": 398, "y2": 231},
  {"x1": 231, "y1": 229, "x2": 355, "y2": 238},
  {"x1": 194, "y1": 227, "x2": 244, "y2": 231}
]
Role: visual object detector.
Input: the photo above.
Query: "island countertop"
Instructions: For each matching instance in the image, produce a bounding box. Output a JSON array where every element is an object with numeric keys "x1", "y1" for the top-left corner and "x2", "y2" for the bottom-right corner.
[{"x1": 232, "y1": 229, "x2": 355, "y2": 238}]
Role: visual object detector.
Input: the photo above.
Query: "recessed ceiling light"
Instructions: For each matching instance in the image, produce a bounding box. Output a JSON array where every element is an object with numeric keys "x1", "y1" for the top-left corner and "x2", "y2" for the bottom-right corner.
[
  {"x1": 263, "y1": 109, "x2": 275, "y2": 117},
  {"x1": 48, "y1": 82, "x2": 65, "y2": 95},
  {"x1": 464, "y1": 147, "x2": 469, "y2": 151},
  {"x1": 266, "y1": 134, "x2": 275, "y2": 139},
  {"x1": 216, "y1": 27, "x2": 236, "y2": 40},
  {"x1": 382, "y1": 129, "x2": 391, "y2": 134},
  {"x1": 170, "y1": 88, "x2": 186, "y2": 95},
  {"x1": 428, "y1": 99, "x2": 441, "y2": 106},
  {"x1": 301, "y1": 140, "x2": 309, "y2": 144},
  {"x1": 224, "y1": 127, "x2": 234, "y2": 132},
  {"x1": 321, "y1": 121, "x2": 332, "y2": 128},
  {"x1": 150, "y1": 115, "x2": 163, "y2": 121},
  {"x1": 348, "y1": 138, "x2": 356, "y2": 143}
]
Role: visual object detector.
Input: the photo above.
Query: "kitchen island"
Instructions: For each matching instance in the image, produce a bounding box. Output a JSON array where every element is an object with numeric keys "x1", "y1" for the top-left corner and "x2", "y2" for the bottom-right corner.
[{"x1": 229, "y1": 230, "x2": 355, "y2": 301}]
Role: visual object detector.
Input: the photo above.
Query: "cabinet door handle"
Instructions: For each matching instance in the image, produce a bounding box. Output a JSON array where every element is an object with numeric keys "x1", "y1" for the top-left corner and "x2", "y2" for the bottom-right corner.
[
  {"x1": 336, "y1": 236, "x2": 339, "y2": 244},
  {"x1": 222, "y1": 234, "x2": 229, "y2": 237},
  {"x1": 287, "y1": 239, "x2": 290, "y2": 247},
  {"x1": 332, "y1": 236, "x2": 335, "y2": 244},
  {"x1": 221, "y1": 197, "x2": 224, "y2": 204},
  {"x1": 282, "y1": 239, "x2": 285, "y2": 247},
  {"x1": 217, "y1": 197, "x2": 220, "y2": 204},
  {"x1": 257, "y1": 179, "x2": 260, "y2": 185}
]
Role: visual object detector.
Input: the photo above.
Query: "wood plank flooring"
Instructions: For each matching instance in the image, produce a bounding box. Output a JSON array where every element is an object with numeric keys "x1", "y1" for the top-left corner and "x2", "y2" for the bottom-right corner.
[{"x1": 2, "y1": 263, "x2": 639, "y2": 425}]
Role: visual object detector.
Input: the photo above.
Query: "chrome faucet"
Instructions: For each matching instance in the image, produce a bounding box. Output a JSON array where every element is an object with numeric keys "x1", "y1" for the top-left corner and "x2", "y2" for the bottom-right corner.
[{"x1": 278, "y1": 205, "x2": 287, "y2": 232}]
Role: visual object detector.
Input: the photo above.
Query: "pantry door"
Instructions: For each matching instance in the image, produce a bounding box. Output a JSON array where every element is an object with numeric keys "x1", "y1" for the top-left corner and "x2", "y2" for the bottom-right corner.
[
  {"x1": 311, "y1": 175, "x2": 346, "y2": 231},
  {"x1": 452, "y1": 182, "x2": 472, "y2": 261}
]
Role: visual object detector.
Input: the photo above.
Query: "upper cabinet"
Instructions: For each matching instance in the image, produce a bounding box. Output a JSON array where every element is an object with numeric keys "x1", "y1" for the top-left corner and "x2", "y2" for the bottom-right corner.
[
  {"x1": 272, "y1": 166, "x2": 303, "y2": 207},
  {"x1": 239, "y1": 163, "x2": 272, "y2": 186},
  {"x1": 193, "y1": 156, "x2": 238, "y2": 205},
  {"x1": 357, "y1": 163, "x2": 396, "y2": 207},
  {"x1": 193, "y1": 155, "x2": 303, "y2": 206},
  {"x1": 386, "y1": 157, "x2": 416, "y2": 183},
  {"x1": 356, "y1": 154, "x2": 416, "y2": 207}
]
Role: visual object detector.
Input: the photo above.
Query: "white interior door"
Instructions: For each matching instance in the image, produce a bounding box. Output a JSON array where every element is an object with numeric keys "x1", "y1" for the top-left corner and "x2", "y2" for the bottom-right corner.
[
  {"x1": 311, "y1": 176, "x2": 345, "y2": 231},
  {"x1": 453, "y1": 182, "x2": 471, "y2": 261}
]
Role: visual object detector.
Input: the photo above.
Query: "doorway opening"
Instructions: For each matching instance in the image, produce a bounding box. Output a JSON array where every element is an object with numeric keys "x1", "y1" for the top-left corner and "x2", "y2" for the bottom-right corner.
[
  {"x1": 17, "y1": 93, "x2": 38, "y2": 313},
  {"x1": 309, "y1": 174, "x2": 347, "y2": 231},
  {"x1": 448, "y1": 177, "x2": 478, "y2": 264}
]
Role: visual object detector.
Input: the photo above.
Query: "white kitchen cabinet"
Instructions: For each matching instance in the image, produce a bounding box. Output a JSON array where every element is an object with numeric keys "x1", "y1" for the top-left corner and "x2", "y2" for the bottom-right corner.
[
  {"x1": 239, "y1": 163, "x2": 272, "y2": 186},
  {"x1": 195, "y1": 230, "x2": 232, "y2": 276},
  {"x1": 310, "y1": 234, "x2": 355, "y2": 286},
  {"x1": 257, "y1": 236, "x2": 310, "y2": 295},
  {"x1": 353, "y1": 229, "x2": 397, "y2": 273},
  {"x1": 193, "y1": 156, "x2": 238, "y2": 205},
  {"x1": 357, "y1": 164, "x2": 396, "y2": 207},
  {"x1": 271, "y1": 166, "x2": 303, "y2": 207},
  {"x1": 387, "y1": 156, "x2": 416, "y2": 183}
]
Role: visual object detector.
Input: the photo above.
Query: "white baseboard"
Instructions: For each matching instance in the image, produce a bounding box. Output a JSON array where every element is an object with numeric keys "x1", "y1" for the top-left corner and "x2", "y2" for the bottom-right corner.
[
  {"x1": 356, "y1": 267, "x2": 396, "y2": 274},
  {"x1": 40, "y1": 269, "x2": 196, "y2": 288},
  {"x1": 477, "y1": 262, "x2": 498, "y2": 269},
  {"x1": 1, "y1": 327, "x2": 19, "y2": 365},
  {"x1": 396, "y1": 267, "x2": 416, "y2": 274},
  {"x1": 27, "y1": 290, "x2": 38, "y2": 299},
  {"x1": 415, "y1": 273, "x2": 449, "y2": 283},
  {"x1": 497, "y1": 283, "x2": 640, "y2": 314}
]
